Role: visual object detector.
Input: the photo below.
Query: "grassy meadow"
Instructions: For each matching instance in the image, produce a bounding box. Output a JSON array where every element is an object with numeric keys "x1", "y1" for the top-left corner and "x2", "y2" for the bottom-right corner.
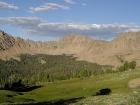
[{"x1": 0, "y1": 68, "x2": 140, "y2": 104}]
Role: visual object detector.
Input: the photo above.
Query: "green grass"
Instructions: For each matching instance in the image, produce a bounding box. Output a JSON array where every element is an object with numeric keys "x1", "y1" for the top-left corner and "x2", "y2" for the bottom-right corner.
[
  {"x1": 0, "y1": 90, "x2": 34, "y2": 104},
  {"x1": 71, "y1": 93, "x2": 140, "y2": 105},
  {"x1": 0, "y1": 68, "x2": 140, "y2": 104}
]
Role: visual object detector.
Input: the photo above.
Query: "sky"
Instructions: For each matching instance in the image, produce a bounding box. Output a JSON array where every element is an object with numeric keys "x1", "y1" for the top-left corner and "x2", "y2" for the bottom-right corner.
[{"x1": 0, "y1": 0, "x2": 140, "y2": 41}]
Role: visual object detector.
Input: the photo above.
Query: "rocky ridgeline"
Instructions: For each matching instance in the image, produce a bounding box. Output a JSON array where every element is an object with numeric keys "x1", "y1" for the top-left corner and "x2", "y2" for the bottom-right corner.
[
  {"x1": 0, "y1": 30, "x2": 15, "y2": 50},
  {"x1": 1, "y1": 29, "x2": 140, "y2": 66}
]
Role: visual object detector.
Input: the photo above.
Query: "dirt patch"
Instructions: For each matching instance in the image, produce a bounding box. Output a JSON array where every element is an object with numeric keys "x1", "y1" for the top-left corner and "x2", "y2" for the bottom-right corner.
[
  {"x1": 40, "y1": 59, "x2": 46, "y2": 64},
  {"x1": 128, "y1": 78, "x2": 140, "y2": 88}
]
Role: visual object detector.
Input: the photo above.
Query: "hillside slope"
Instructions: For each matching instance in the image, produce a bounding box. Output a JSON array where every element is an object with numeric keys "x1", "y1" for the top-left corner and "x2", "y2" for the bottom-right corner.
[{"x1": 1, "y1": 30, "x2": 140, "y2": 66}]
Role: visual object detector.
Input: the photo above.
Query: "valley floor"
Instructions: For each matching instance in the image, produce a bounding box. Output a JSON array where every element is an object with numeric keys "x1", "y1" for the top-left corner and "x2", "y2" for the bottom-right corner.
[{"x1": 0, "y1": 68, "x2": 140, "y2": 105}]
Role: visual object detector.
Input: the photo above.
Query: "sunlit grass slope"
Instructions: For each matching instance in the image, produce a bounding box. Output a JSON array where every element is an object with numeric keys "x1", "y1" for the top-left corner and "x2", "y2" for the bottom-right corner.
[{"x1": 0, "y1": 68, "x2": 140, "y2": 104}]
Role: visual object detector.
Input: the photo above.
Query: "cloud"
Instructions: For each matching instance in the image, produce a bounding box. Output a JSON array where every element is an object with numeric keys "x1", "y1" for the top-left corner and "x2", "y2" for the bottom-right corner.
[
  {"x1": 82, "y1": 3, "x2": 88, "y2": 6},
  {"x1": 0, "y1": 17, "x2": 140, "y2": 40},
  {"x1": 0, "y1": 1, "x2": 18, "y2": 10},
  {"x1": 28, "y1": 3, "x2": 69, "y2": 13},
  {"x1": 64, "y1": 0, "x2": 76, "y2": 4}
]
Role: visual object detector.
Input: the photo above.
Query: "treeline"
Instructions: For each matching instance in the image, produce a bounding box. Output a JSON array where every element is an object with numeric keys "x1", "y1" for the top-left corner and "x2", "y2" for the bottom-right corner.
[
  {"x1": 0, "y1": 54, "x2": 137, "y2": 89},
  {"x1": 0, "y1": 54, "x2": 111, "y2": 89},
  {"x1": 118, "y1": 61, "x2": 137, "y2": 72}
]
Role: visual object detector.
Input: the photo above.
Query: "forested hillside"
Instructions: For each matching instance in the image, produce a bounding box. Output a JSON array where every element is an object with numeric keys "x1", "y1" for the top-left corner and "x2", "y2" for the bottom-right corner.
[{"x1": 0, "y1": 54, "x2": 111, "y2": 89}]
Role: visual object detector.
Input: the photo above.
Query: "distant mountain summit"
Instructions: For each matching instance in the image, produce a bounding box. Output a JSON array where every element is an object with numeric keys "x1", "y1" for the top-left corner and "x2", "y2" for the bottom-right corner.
[{"x1": 1, "y1": 30, "x2": 140, "y2": 67}]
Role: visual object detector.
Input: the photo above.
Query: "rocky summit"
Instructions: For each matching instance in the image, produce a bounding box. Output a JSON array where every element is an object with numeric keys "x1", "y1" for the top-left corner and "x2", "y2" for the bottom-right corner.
[{"x1": 1, "y1": 29, "x2": 140, "y2": 66}]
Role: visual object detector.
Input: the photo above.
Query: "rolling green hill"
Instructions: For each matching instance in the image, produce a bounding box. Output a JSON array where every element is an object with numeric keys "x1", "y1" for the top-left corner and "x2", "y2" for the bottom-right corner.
[
  {"x1": 0, "y1": 67, "x2": 140, "y2": 104},
  {"x1": 0, "y1": 54, "x2": 139, "y2": 104},
  {"x1": 0, "y1": 54, "x2": 110, "y2": 89}
]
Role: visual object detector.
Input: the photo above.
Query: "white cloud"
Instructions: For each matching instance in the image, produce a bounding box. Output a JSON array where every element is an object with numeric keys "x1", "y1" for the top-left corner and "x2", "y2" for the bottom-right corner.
[
  {"x1": 29, "y1": 3, "x2": 69, "y2": 13},
  {"x1": 124, "y1": 29, "x2": 140, "y2": 32},
  {"x1": 0, "y1": 1, "x2": 18, "y2": 10},
  {"x1": 64, "y1": 0, "x2": 76, "y2": 4},
  {"x1": 82, "y1": 3, "x2": 88, "y2": 6},
  {"x1": 0, "y1": 17, "x2": 140, "y2": 40}
]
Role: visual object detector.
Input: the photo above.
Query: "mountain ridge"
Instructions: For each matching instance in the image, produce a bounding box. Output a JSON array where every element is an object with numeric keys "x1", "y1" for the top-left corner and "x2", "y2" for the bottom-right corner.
[{"x1": 1, "y1": 29, "x2": 140, "y2": 67}]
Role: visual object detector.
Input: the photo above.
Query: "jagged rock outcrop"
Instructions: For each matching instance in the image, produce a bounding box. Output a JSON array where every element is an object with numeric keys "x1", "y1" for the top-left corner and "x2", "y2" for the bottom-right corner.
[
  {"x1": 1, "y1": 29, "x2": 140, "y2": 67},
  {"x1": 0, "y1": 30, "x2": 15, "y2": 50}
]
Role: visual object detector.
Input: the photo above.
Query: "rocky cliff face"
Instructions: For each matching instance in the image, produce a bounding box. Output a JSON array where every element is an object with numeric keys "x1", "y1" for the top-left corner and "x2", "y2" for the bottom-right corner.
[
  {"x1": 0, "y1": 30, "x2": 15, "y2": 50},
  {"x1": 1, "y1": 30, "x2": 140, "y2": 66}
]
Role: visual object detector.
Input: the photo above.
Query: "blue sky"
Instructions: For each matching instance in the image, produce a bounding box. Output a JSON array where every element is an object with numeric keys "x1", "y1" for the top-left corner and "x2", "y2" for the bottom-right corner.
[{"x1": 0, "y1": 0, "x2": 140, "y2": 41}]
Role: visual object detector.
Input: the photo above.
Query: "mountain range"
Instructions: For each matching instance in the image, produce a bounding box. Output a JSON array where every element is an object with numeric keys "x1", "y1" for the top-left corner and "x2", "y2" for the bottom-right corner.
[{"x1": 1, "y1": 29, "x2": 140, "y2": 67}]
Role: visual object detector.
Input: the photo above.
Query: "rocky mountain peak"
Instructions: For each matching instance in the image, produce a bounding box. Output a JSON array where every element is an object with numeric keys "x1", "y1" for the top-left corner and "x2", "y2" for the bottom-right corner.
[{"x1": 1, "y1": 29, "x2": 140, "y2": 66}]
